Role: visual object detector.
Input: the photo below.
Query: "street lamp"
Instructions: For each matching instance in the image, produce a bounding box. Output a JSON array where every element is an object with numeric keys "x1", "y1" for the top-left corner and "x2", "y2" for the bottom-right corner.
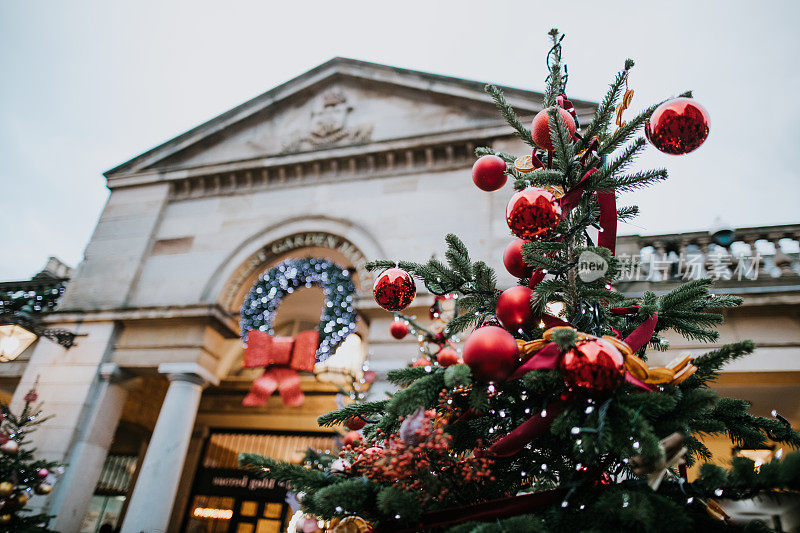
[{"x1": 0, "y1": 324, "x2": 38, "y2": 362}]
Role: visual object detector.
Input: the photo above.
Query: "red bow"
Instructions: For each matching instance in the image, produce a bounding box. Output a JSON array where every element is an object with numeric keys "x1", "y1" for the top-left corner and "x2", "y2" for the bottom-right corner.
[
  {"x1": 241, "y1": 329, "x2": 318, "y2": 407},
  {"x1": 488, "y1": 314, "x2": 659, "y2": 457}
]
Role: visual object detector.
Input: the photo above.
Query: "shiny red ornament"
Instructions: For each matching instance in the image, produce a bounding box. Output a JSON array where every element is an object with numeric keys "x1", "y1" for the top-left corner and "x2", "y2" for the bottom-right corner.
[
  {"x1": 506, "y1": 187, "x2": 562, "y2": 241},
  {"x1": 531, "y1": 107, "x2": 577, "y2": 151},
  {"x1": 559, "y1": 338, "x2": 626, "y2": 394},
  {"x1": 496, "y1": 286, "x2": 536, "y2": 332},
  {"x1": 436, "y1": 347, "x2": 460, "y2": 367},
  {"x1": 503, "y1": 238, "x2": 533, "y2": 278},
  {"x1": 363, "y1": 370, "x2": 377, "y2": 384},
  {"x1": 462, "y1": 325, "x2": 519, "y2": 382},
  {"x1": 346, "y1": 416, "x2": 366, "y2": 431},
  {"x1": 390, "y1": 320, "x2": 409, "y2": 339},
  {"x1": 645, "y1": 97, "x2": 710, "y2": 155},
  {"x1": 472, "y1": 155, "x2": 508, "y2": 192},
  {"x1": 343, "y1": 431, "x2": 362, "y2": 446},
  {"x1": 373, "y1": 268, "x2": 416, "y2": 311},
  {"x1": 413, "y1": 357, "x2": 432, "y2": 367},
  {"x1": 37, "y1": 468, "x2": 49, "y2": 479}
]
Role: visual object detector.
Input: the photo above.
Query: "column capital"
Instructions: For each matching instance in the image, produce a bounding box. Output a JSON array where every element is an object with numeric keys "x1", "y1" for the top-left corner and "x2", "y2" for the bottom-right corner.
[
  {"x1": 98, "y1": 362, "x2": 132, "y2": 383},
  {"x1": 157, "y1": 363, "x2": 220, "y2": 387}
]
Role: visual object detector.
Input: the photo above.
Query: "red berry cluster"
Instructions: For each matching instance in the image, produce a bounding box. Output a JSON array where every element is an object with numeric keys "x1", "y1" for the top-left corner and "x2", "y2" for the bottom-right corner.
[{"x1": 340, "y1": 411, "x2": 494, "y2": 502}]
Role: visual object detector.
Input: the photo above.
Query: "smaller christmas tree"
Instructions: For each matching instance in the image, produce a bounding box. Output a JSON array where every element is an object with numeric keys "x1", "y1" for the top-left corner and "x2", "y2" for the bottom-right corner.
[{"x1": 0, "y1": 385, "x2": 62, "y2": 532}]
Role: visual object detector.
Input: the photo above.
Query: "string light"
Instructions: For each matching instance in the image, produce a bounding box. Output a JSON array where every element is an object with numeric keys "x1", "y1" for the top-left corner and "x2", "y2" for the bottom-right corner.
[{"x1": 240, "y1": 258, "x2": 357, "y2": 361}]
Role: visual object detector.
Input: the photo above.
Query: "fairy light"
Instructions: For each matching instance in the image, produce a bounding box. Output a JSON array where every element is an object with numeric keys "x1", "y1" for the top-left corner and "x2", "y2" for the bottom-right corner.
[{"x1": 240, "y1": 258, "x2": 357, "y2": 361}]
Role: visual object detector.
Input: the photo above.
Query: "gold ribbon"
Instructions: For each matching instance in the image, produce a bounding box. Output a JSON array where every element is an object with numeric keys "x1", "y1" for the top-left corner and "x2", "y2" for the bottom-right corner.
[{"x1": 516, "y1": 327, "x2": 696, "y2": 385}]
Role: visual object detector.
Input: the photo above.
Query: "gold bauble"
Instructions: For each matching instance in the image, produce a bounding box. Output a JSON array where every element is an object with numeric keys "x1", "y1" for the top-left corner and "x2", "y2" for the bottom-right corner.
[
  {"x1": 327, "y1": 516, "x2": 372, "y2": 533},
  {"x1": 0, "y1": 482, "x2": 13, "y2": 498},
  {"x1": 35, "y1": 483, "x2": 52, "y2": 495},
  {"x1": 0, "y1": 514, "x2": 11, "y2": 525},
  {"x1": 13, "y1": 493, "x2": 27, "y2": 508}
]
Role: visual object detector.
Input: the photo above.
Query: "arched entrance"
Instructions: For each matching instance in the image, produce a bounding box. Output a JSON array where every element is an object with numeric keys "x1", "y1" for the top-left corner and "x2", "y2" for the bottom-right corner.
[{"x1": 179, "y1": 227, "x2": 376, "y2": 532}]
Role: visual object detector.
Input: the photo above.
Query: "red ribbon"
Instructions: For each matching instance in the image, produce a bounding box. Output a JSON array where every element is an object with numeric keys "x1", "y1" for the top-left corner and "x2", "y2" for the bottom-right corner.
[
  {"x1": 241, "y1": 329, "x2": 318, "y2": 407},
  {"x1": 558, "y1": 168, "x2": 618, "y2": 255}
]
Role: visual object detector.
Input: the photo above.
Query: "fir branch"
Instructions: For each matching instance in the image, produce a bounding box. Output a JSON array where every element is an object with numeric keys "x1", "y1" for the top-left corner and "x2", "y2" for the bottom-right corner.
[
  {"x1": 514, "y1": 169, "x2": 564, "y2": 190},
  {"x1": 474, "y1": 146, "x2": 517, "y2": 162},
  {"x1": 610, "y1": 169, "x2": 669, "y2": 193},
  {"x1": 543, "y1": 28, "x2": 564, "y2": 107},
  {"x1": 485, "y1": 84, "x2": 536, "y2": 147},
  {"x1": 548, "y1": 106, "x2": 577, "y2": 178},
  {"x1": 591, "y1": 138, "x2": 647, "y2": 191},
  {"x1": 582, "y1": 59, "x2": 635, "y2": 143},
  {"x1": 239, "y1": 453, "x2": 333, "y2": 490},
  {"x1": 684, "y1": 340, "x2": 756, "y2": 387},
  {"x1": 317, "y1": 400, "x2": 389, "y2": 427},
  {"x1": 616, "y1": 205, "x2": 639, "y2": 220},
  {"x1": 365, "y1": 260, "x2": 397, "y2": 271}
]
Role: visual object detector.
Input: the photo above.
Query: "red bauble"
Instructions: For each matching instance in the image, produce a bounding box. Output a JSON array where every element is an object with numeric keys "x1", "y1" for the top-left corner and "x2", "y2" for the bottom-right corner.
[
  {"x1": 531, "y1": 107, "x2": 577, "y2": 151},
  {"x1": 343, "y1": 431, "x2": 362, "y2": 446},
  {"x1": 645, "y1": 97, "x2": 710, "y2": 155},
  {"x1": 559, "y1": 338, "x2": 625, "y2": 394},
  {"x1": 390, "y1": 320, "x2": 409, "y2": 339},
  {"x1": 496, "y1": 286, "x2": 536, "y2": 332},
  {"x1": 472, "y1": 155, "x2": 508, "y2": 192},
  {"x1": 462, "y1": 325, "x2": 519, "y2": 382},
  {"x1": 506, "y1": 187, "x2": 562, "y2": 241},
  {"x1": 503, "y1": 238, "x2": 534, "y2": 278},
  {"x1": 363, "y1": 370, "x2": 377, "y2": 384},
  {"x1": 373, "y1": 268, "x2": 416, "y2": 311},
  {"x1": 346, "y1": 416, "x2": 366, "y2": 431},
  {"x1": 413, "y1": 357, "x2": 432, "y2": 367},
  {"x1": 436, "y1": 347, "x2": 460, "y2": 367},
  {"x1": 37, "y1": 468, "x2": 49, "y2": 479}
]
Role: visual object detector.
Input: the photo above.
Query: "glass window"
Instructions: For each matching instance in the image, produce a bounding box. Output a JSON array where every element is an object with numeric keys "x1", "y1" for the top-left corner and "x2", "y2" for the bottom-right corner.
[{"x1": 185, "y1": 495, "x2": 235, "y2": 533}]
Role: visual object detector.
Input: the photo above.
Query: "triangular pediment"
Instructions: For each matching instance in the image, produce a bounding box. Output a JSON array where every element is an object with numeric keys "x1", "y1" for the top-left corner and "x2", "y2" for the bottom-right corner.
[{"x1": 105, "y1": 58, "x2": 596, "y2": 178}]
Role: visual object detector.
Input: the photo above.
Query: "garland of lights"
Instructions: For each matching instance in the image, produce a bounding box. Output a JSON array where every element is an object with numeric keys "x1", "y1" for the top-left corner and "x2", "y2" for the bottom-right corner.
[{"x1": 240, "y1": 258, "x2": 357, "y2": 362}]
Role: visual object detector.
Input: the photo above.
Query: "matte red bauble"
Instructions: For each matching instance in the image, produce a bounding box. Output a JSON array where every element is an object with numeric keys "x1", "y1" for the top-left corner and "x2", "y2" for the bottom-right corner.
[
  {"x1": 472, "y1": 155, "x2": 508, "y2": 192},
  {"x1": 346, "y1": 416, "x2": 366, "y2": 431},
  {"x1": 462, "y1": 325, "x2": 519, "y2": 382},
  {"x1": 503, "y1": 238, "x2": 533, "y2": 278},
  {"x1": 37, "y1": 468, "x2": 49, "y2": 479},
  {"x1": 645, "y1": 97, "x2": 710, "y2": 155},
  {"x1": 559, "y1": 338, "x2": 625, "y2": 394},
  {"x1": 413, "y1": 357, "x2": 432, "y2": 367},
  {"x1": 343, "y1": 431, "x2": 362, "y2": 446},
  {"x1": 363, "y1": 370, "x2": 377, "y2": 384},
  {"x1": 373, "y1": 268, "x2": 416, "y2": 311},
  {"x1": 496, "y1": 286, "x2": 536, "y2": 332},
  {"x1": 506, "y1": 187, "x2": 562, "y2": 241},
  {"x1": 531, "y1": 107, "x2": 577, "y2": 151},
  {"x1": 389, "y1": 320, "x2": 409, "y2": 339},
  {"x1": 436, "y1": 347, "x2": 460, "y2": 367}
]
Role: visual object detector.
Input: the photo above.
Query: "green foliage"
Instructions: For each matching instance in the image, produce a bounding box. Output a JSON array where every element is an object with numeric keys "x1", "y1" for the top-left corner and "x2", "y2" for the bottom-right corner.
[{"x1": 485, "y1": 84, "x2": 536, "y2": 148}]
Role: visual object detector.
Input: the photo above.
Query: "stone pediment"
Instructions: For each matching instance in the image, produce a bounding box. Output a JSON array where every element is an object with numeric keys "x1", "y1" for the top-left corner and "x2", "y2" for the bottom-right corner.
[{"x1": 105, "y1": 58, "x2": 596, "y2": 181}]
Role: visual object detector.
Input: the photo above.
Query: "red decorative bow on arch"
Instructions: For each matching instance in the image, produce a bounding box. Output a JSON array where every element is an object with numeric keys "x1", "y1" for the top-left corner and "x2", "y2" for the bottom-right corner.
[{"x1": 241, "y1": 329, "x2": 318, "y2": 407}]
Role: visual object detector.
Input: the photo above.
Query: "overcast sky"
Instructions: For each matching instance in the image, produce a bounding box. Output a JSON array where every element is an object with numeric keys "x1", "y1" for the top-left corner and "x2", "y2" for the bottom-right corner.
[{"x1": 1, "y1": 1, "x2": 798, "y2": 280}]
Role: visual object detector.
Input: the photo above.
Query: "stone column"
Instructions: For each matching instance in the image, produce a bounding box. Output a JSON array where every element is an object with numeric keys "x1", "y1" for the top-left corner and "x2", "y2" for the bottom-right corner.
[
  {"x1": 120, "y1": 363, "x2": 218, "y2": 533},
  {"x1": 49, "y1": 363, "x2": 133, "y2": 532}
]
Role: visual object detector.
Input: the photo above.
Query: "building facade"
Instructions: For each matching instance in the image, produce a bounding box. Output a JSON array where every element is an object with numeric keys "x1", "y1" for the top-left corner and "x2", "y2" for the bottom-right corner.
[{"x1": 3, "y1": 59, "x2": 799, "y2": 532}]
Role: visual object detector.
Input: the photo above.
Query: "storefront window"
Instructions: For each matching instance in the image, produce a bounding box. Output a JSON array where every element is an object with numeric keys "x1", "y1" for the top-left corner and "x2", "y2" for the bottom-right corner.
[{"x1": 184, "y1": 431, "x2": 336, "y2": 533}]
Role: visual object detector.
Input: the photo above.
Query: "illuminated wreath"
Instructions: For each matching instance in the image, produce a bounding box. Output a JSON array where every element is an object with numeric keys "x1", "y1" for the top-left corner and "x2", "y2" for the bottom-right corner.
[{"x1": 240, "y1": 258, "x2": 357, "y2": 362}]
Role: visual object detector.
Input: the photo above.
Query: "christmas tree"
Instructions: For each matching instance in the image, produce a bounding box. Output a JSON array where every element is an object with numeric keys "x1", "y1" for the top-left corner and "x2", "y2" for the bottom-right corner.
[
  {"x1": 241, "y1": 30, "x2": 800, "y2": 532},
  {"x1": 0, "y1": 387, "x2": 61, "y2": 532}
]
